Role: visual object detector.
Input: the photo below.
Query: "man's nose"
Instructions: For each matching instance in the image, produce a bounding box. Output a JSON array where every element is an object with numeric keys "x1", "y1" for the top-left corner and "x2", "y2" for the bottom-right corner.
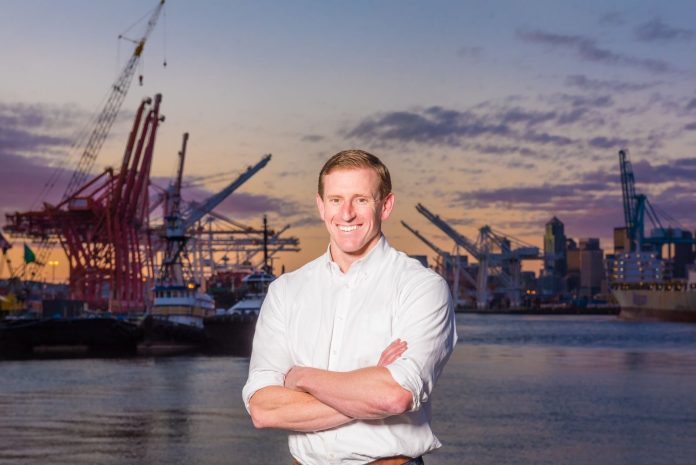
[{"x1": 340, "y1": 200, "x2": 356, "y2": 220}]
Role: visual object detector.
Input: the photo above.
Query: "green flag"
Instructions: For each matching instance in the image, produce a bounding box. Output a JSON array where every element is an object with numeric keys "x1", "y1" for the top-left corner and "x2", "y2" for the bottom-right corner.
[{"x1": 24, "y1": 244, "x2": 36, "y2": 264}]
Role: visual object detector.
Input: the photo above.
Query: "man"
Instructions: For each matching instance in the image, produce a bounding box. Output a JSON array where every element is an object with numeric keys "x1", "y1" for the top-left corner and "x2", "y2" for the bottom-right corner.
[{"x1": 243, "y1": 149, "x2": 457, "y2": 465}]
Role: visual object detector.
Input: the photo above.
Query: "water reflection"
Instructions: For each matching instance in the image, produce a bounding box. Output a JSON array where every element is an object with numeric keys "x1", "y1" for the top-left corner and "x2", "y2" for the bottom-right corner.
[{"x1": 1, "y1": 315, "x2": 695, "y2": 465}]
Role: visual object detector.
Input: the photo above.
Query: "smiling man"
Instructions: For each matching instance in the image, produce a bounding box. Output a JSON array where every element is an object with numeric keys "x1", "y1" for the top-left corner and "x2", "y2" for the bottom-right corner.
[{"x1": 243, "y1": 149, "x2": 457, "y2": 465}]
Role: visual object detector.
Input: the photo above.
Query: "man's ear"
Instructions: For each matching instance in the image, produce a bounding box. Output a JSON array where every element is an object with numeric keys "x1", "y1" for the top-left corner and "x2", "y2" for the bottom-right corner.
[{"x1": 381, "y1": 192, "x2": 395, "y2": 221}]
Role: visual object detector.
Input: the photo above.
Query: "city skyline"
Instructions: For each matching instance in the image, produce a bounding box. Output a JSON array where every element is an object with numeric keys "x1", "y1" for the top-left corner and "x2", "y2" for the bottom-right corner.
[{"x1": 2, "y1": 0, "x2": 696, "y2": 280}]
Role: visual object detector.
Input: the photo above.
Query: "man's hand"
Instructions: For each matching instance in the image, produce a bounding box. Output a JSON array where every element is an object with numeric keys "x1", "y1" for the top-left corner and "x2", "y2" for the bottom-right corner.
[
  {"x1": 285, "y1": 365, "x2": 304, "y2": 391},
  {"x1": 377, "y1": 339, "x2": 408, "y2": 366},
  {"x1": 285, "y1": 339, "x2": 408, "y2": 391}
]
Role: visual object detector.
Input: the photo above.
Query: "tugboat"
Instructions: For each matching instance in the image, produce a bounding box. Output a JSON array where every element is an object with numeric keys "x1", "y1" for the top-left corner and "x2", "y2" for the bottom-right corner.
[{"x1": 141, "y1": 133, "x2": 215, "y2": 354}]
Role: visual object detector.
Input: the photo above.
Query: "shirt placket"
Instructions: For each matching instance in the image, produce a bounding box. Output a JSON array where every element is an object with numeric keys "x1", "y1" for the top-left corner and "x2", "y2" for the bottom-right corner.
[{"x1": 327, "y1": 275, "x2": 352, "y2": 371}]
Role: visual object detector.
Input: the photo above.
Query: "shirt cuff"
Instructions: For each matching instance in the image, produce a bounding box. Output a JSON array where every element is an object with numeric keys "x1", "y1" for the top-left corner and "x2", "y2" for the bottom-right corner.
[
  {"x1": 242, "y1": 371, "x2": 286, "y2": 412},
  {"x1": 386, "y1": 358, "x2": 424, "y2": 412}
]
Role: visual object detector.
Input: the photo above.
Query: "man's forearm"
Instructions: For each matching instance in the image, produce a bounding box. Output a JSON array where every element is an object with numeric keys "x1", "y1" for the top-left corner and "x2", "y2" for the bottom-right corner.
[
  {"x1": 248, "y1": 385, "x2": 353, "y2": 432},
  {"x1": 288, "y1": 366, "x2": 412, "y2": 419}
]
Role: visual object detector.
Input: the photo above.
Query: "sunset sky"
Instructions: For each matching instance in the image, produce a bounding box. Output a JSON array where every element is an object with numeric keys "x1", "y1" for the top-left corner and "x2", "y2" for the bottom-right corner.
[{"x1": 2, "y1": 0, "x2": 696, "y2": 282}]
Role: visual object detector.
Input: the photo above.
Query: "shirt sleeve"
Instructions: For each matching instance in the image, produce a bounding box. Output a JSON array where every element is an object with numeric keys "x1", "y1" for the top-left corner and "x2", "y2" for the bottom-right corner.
[
  {"x1": 241, "y1": 278, "x2": 294, "y2": 412},
  {"x1": 386, "y1": 272, "x2": 457, "y2": 412}
]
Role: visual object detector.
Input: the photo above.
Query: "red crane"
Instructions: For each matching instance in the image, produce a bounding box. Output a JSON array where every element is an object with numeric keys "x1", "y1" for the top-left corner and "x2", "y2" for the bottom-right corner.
[
  {"x1": 5, "y1": 95, "x2": 164, "y2": 313},
  {"x1": 21, "y1": 0, "x2": 166, "y2": 277}
]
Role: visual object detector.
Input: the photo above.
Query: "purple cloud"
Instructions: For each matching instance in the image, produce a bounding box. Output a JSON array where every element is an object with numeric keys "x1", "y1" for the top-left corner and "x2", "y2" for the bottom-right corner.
[
  {"x1": 565, "y1": 74, "x2": 660, "y2": 93},
  {"x1": 588, "y1": 136, "x2": 630, "y2": 149},
  {"x1": 0, "y1": 152, "x2": 69, "y2": 214},
  {"x1": 635, "y1": 18, "x2": 694, "y2": 42},
  {"x1": 179, "y1": 185, "x2": 304, "y2": 220},
  {"x1": 347, "y1": 107, "x2": 511, "y2": 146},
  {"x1": 518, "y1": 29, "x2": 675, "y2": 74}
]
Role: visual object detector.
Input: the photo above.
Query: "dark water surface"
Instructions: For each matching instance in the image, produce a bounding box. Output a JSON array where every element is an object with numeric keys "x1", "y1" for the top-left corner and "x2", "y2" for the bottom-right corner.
[{"x1": 1, "y1": 314, "x2": 695, "y2": 465}]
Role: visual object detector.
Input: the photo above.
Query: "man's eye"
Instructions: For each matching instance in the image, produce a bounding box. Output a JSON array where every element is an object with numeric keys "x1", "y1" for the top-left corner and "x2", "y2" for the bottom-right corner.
[
  {"x1": 329, "y1": 198, "x2": 341, "y2": 204},
  {"x1": 355, "y1": 198, "x2": 369, "y2": 205}
]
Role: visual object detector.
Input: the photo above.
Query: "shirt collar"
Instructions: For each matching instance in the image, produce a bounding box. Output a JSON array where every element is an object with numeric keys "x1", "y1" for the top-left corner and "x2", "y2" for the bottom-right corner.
[{"x1": 323, "y1": 235, "x2": 389, "y2": 279}]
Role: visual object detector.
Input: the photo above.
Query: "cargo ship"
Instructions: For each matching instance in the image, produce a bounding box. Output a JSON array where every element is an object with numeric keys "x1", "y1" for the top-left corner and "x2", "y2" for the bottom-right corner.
[
  {"x1": 608, "y1": 252, "x2": 696, "y2": 323},
  {"x1": 611, "y1": 283, "x2": 696, "y2": 323}
]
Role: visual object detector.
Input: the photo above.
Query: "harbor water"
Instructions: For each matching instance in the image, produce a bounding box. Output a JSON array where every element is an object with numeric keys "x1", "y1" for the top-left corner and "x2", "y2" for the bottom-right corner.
[{"x1": 1, "y1": 314, "x2": 696, "y2": 465}]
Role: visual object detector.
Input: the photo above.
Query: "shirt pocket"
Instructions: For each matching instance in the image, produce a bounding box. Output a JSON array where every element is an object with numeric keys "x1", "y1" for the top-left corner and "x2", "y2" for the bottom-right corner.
[{"x1": 353, "y1": 309, "x2": 393, "y2": 366}]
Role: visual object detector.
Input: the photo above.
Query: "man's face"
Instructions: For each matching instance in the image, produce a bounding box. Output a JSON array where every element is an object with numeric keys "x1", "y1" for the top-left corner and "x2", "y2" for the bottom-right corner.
[{"x1": 316, "y1": 167, "x2": 395, "y2": 268}]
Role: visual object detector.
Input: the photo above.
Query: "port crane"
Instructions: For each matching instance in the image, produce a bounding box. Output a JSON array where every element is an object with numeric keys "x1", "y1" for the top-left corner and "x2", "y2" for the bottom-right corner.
[
  {"x1": 65, "y1": 0, "x2": 166, "y2": 198},
  {"x1": 401, "y1": 220, "x2": 476, "y2": 306},
  {"x1": 14, "y1": 1, "x2": 167, "y2": 279},
  {"x1": 415, "y1": 204, "x2": 539, "y2": 308},
  {"x1": 5, "y1": 95, "x2": 165, "y2": 312},
  {"x1": 155, "y1": 133, "x2": 274, "y2": 286},
  {"x1": 618, "y1": 149, "x2": 696, "y2": 253}
]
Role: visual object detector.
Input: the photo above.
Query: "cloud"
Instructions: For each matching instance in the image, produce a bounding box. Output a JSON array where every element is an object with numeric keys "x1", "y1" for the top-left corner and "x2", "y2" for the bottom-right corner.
[
  {"x1": 453, "y1": 182, "x2": 604, "y2": 208},
  {"x1": 523, "y1": 131, "x2": 574, "y2": 146},
  {"x1": 449, "y1": 181, "x2": 625, "y2": 241},
  {"x1": 631, "y1": 158, "x2": 696, "y2": 184},
  {"x1": 684, "y1": 122, "x2": 696, "y2": 131},
  {"x1": 346, "y1": 107, "x2": 511, "y2": 146},
  {"x1": 588, "y1": 136, "x2": 630, "y2": 149},
  {"x1": 0, "y1": 102, "x2": 88, "y2": 217},
  {"x1": 581, "y1": 157, "x2": 696, "y2": 186},
  {"x1": 499, "y1": 108, "x2": 557, "y2": 127},
  {"x1": 0, "y1": 102, "x2": 85, "y2": 131},
  {"x1": 346, "y1": 105, "x2": 578, "y2": 150},
  {"x1": 180, "y1": 186, "x2": 305, "y2": 220},
  {"x1": 0, "y1": 127, "x2": 72, "y2": 152},
  {"x1": 0, "y1": 152, "x2": 69, "y2": 214},
  {"x1": 449, "y1": 170, "x2": 696, "y2": 241},
  {"x1": 301, "y1": 134, "x2": 324, "y2": 142},
  {"x1": 635, "y1": 18, "x2": 694, "y2": 42},
  {"x1": 517, "y1": 29, "x2": 675, "y2": 74},
  {"x1": 565, "y1": 74, "x2": 659, "y2": 93},
  {"x1": 0, "y1": 102, "x2": 82, "y2": 155}
]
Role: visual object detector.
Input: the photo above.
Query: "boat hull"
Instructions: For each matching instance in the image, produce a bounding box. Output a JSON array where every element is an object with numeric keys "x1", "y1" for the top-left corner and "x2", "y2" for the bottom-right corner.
[
  {"x1": 203, "y1": 313, "x2": 257, "y2": 356},
  {"x1": 139, "y1": 315, "x2": 209, "y2": 356},
  {"x1": 0, "y1": 317, "x2": 142, "y2": 358},
  {"x1": 612, "y1": 288, "x2": 696, "y2": 323}
]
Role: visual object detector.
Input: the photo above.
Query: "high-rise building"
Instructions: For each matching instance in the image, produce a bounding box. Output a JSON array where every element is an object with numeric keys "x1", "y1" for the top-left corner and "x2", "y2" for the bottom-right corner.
[
  {"x1": 573, "y1": 238, "x2": 605, "y2": 298},
  {"x1": 539, "y1": 217, "x2": 566, "y2": 296},
  {"x1": 544, "y1": 217, "x2": 567, "y2": 276},
  {"x1": 613, "y1": 227, "x2": 631, "y2": 254}
]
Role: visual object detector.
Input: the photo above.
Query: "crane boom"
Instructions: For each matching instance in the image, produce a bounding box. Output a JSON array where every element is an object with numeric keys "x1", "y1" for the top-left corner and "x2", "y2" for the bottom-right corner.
[
  {"x1": 183, "y1": 154, "x2": 272, "y2": 230},
  {"x1": 401, "y1": 221, "x2": 448, "y2": 258},
  {"x1": 415, "y1": 203, "x2": 482, "y2": 260},
  {"x1": 64, "y1": 0, "x2": 166, "y2": 198}
]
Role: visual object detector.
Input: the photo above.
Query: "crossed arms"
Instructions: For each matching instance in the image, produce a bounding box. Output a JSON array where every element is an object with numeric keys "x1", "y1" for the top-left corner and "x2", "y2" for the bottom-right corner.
[{"x1": 248, "y1": 339, "x2": 412, "y2": 432}]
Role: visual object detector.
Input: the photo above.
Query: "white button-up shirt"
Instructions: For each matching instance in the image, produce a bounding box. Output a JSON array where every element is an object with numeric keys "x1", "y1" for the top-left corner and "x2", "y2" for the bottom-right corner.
[{"x1": 243, "y1": 236, "x2": 457, "y2": 465}]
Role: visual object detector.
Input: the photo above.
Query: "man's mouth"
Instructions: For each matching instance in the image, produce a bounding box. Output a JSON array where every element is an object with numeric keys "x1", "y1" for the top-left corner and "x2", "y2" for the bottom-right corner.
[{"x1": 338, "y1": 225, "x2": 359, "y2": 232}]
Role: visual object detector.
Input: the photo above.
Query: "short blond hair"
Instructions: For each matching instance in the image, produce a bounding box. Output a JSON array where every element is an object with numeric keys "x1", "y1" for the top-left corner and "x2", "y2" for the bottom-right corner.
[{"x1": 318, "y1": 149, "x2": 392, "y2": 200}]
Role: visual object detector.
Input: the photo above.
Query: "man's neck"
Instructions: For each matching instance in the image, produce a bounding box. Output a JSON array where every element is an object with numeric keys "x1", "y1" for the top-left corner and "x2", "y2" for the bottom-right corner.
[{"x1": 330, "y1": 236, "x2": 382, "y2": 273}]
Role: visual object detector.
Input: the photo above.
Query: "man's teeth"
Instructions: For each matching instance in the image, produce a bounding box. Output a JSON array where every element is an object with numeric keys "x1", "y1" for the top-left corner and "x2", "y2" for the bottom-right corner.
[{"x1": 338, "y1": 225, "x2": 358, "y2": 232}]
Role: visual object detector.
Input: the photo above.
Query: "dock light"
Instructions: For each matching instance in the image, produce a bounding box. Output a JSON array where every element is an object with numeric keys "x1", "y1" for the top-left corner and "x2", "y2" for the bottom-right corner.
[
  {"x1": 48, "y1": 260, "x2": 59, "y2": 283},
  {"x1": 187, "y1": 283, "x2": 195, "y2": 289}
]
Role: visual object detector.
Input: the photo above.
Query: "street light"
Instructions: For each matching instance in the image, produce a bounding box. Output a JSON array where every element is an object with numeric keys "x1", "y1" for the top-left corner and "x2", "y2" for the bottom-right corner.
[{"x1": 48, "y1": 260, "x2": 59, "y2": 283}]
